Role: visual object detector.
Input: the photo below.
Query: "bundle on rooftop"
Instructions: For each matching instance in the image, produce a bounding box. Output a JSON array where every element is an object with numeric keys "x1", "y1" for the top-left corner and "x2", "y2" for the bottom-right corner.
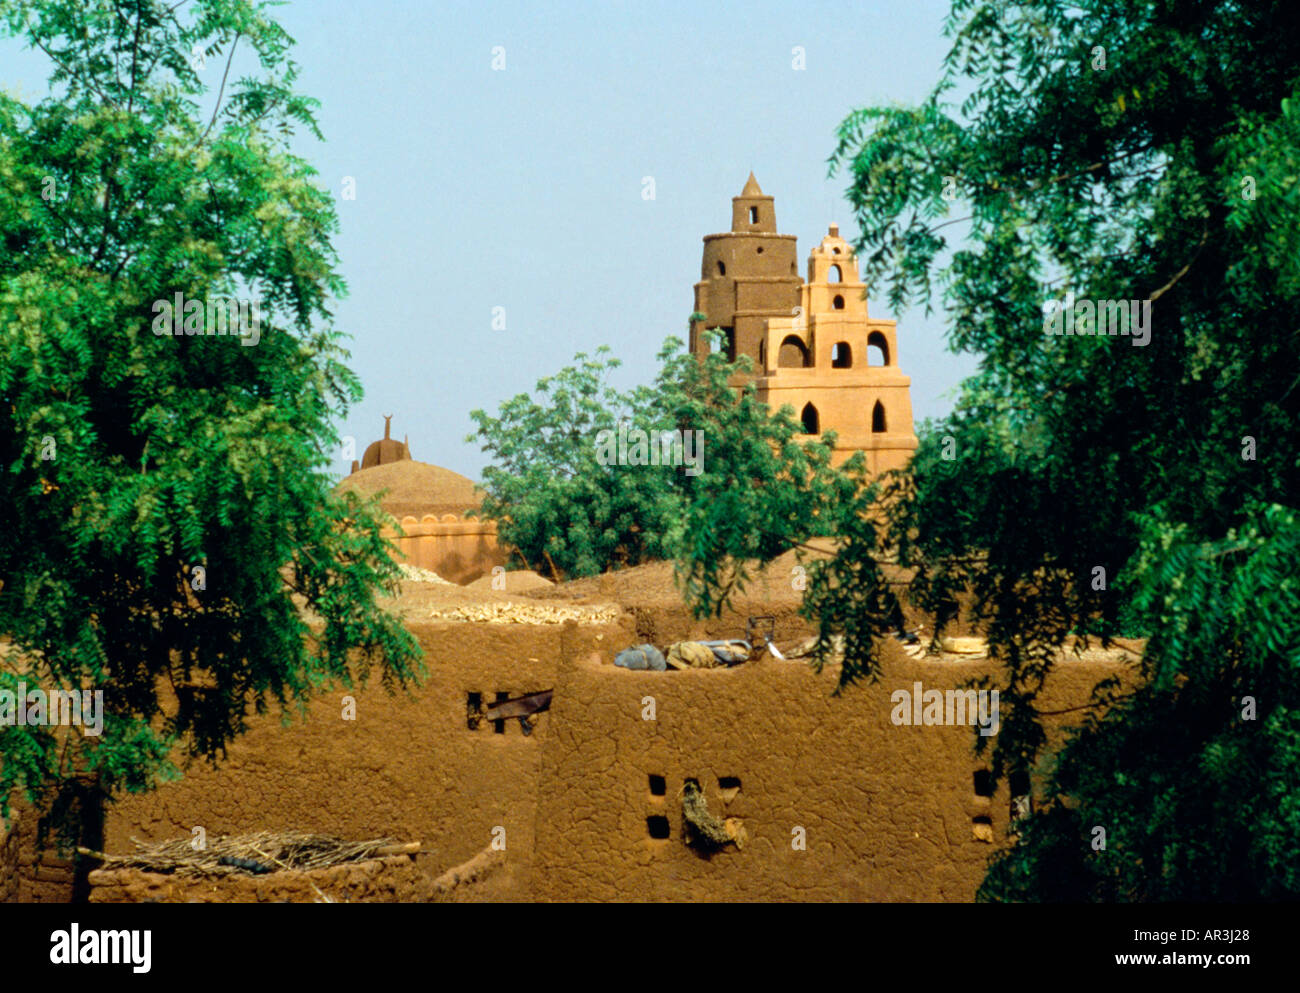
[{"x1": 79, "y1": 832, "x2": 418, "y2": 877}]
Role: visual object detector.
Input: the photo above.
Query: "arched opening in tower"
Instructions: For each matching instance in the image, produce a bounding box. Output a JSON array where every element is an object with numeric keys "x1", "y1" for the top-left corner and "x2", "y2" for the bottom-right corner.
[
  {"x1": 832, "y1": 342, "x2": 852, "y2": 368},
  {"x1": 716, "y1": 327, "x2": 736, "y2": 362},
  {"x1": 867, "y1": 331, "x2": 890, "y2": 366},
  {"x1": 801, "y1": 403, "x2": 820, "y2": 435},
  {"x1": 871, "y1": 401, "x2": 887, "y2": 433},
  {"x1": 778, "y1": 335, "x2": 811, "y2": 368},
  {"x1": 828, "y1": 264, "x2": 842, "y2": 283},
  {"x1": 832, "y1": 295, "x2": 845, "y2": 310},
  {"x1": 702, "y1": 326, "x2": 735, "y2": 361}
]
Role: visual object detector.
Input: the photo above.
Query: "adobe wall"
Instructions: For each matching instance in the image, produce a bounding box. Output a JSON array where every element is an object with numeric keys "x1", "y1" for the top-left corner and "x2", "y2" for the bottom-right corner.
[
  {"x1": 0, "y1": 810, "x2": 17, "y2": 903},
  {"x1": 7, "y1": 577, "x2": 1134, "y2": 902},
  {"x1": 87, "y1": 853, "x2": 426, "y2": 903},
  {"x1": 387, "y1": 515, "x2": 507, "y2": 584},
  {"x1": 94, "y1": 619, "x2": 616, "y2": 902},
  {"x1": 531, "y1": 641, "x2": 1129, "y2": 902},
  {"x1": 5, "y1": 798, "x2": 81, "y2": 902}
]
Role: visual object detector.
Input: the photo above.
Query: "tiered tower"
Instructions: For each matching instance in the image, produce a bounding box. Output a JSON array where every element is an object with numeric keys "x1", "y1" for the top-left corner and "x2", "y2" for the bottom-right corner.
[
  {"x1": 692, "y1": 177, "x2": 919, "y2": 474},
  {"x1": 690, "y1": 173, "x2": 802, "y2": 366},
  {"x1": 759, "y1": 224, "x2": 918, "y2": 472}
]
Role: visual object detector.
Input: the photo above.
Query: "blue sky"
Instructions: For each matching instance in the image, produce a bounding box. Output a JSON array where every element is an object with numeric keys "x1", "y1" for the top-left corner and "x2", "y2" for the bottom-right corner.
[{"x1": 2, "y1": 0, "x2": 979, "y2": 480}]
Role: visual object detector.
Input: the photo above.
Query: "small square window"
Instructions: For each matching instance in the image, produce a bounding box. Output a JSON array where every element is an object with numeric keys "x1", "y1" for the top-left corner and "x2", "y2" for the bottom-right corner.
[
  {"x1": 647, "y1": 815, "x2": 670, "y2": 839},
  {"x1": 649, "y1": 775, "x2": 666, "y2": 797},
  {"x1": 719, "y1": 777, "x2": 741, "y2": 802}
]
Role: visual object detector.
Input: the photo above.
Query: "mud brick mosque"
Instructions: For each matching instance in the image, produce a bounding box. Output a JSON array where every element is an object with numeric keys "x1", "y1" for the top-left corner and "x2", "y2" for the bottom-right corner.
[
  {"x1": 691, "y1": 173, "x2": 918, "y2": 473},
  {"x1": 323, "y1": 175, "x2": 922, "y2": 587},
  {"x1": 2, "y1": 178, "x2": 1131, "y2": 904}
]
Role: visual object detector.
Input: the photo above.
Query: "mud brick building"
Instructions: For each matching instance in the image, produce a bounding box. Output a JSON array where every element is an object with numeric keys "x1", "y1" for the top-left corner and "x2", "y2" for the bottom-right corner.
[{"x1": 691, "y1": 176, "x2": 918, "y2": 472}]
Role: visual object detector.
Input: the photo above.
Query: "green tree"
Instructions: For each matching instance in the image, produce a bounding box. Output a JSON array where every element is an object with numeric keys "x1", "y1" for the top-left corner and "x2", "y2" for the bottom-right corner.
[
  {"x1": 0, "y1": 0, "x2": 420, "y2": 834},
  {"x1": 656, "y1": 333, "x2": 862, "y2": 615},
  {"x1": 806, "y1": 0, "x2": 1299, "y2": 899},
  {"x1": 467, "y1": 345, "x2": 683, "y2": 579},
  {"x1": 469, "y1": 331, "x2": 860, "y2": 598}
]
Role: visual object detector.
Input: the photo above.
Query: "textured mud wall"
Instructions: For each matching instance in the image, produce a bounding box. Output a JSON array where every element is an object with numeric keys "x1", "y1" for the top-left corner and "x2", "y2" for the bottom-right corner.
[
  {"x1": 97, "y1": 620, "x2": 613, "y2": 901},
  {"x1": 7, "y1": 804, "x2": 80, "y2": 903},
  {"x1": 87, "y1": 853, "x2": 425, "y2": 903},
  {"x1": 531, "y1": 641, "x2": 1128, "y2": 902},
  {"x1": 386, "y1": 515, "x2": 506, "y2": 583},
  {"x1": 0, "y1": 811, "x2": 18, "y2": 903},
  {"x1": 16, "y1": 582, "x2": 1132, "y2": 902}
]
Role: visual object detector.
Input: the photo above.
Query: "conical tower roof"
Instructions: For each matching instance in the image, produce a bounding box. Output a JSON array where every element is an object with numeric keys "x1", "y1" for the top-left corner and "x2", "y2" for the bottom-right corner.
[{"x1": 741, "y1": 171, "x2": 763, "y2": 196}]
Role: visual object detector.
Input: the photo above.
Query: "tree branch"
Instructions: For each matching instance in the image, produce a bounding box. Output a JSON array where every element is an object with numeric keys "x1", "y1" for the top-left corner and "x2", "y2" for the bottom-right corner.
[
  {"x1": 126, "y1": 3, "x2": 143, "y2": 114},
  {"x1": 1148, "y1": 228, "x2": 1209, "y2": 302},
  {"x1": 30, "y1": 34, "x2": 119, "y2": 110},
  {"x1": 196, "y1": 32, "x2": 240, "y2": 149}
]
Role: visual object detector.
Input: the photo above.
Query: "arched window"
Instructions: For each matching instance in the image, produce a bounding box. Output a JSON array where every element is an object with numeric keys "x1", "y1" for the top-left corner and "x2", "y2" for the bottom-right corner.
[
  {"x1": 778, "y1": 335, "x2": 811, "y2": 368},
  {"x1": 749, "y1": 206, "x2": 759, "y2": 224},
  {"x1": 705, "y1": 327, "x2": 735, "y2": 361},
  {"x1": 867, "y1": 330, "x2": 889, "y2": 366},
  {"x1": 717, "y1": 260, "x2": 726, "y2": 276},
  {"x1": 831, "y1": 342, "x2": 852, "y2": 368},
  {"x1": 833, "y1": 294, "x2": 845, "y2": 310},
  {"x1": 828, "y1": 264, "x2": 842, "y2": 283},
  {"x1": 801, "y1": 403, "x2": 820, "y2": 435},
  {"x1": 871, "y1": 401, "x2": 886, "y2": 433}
]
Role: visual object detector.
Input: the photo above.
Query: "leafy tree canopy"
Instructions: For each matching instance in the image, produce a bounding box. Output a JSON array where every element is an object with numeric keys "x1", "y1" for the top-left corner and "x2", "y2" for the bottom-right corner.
[
  {"x1": 0, "y1": 0, "x2": 420, "y2": 827},
  {"x1": 815, "y1": 0, "x2": 1300, "y2": 899},
  {"x1": 469, "y1": 331, "x2": 862, "y2": 610}
]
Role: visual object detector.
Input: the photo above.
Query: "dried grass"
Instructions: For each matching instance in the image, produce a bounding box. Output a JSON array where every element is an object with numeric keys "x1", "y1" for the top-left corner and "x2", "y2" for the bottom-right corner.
[
  {"x1": 428, "y1": 602, "x2": 622, "y2": 625},
  {"x1": 81, "y1": 831, "x2": 407, "y2": 877}
]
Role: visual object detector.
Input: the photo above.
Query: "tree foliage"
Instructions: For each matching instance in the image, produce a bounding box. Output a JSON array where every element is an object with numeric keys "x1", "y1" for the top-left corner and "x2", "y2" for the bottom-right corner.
[
  {"x1": 469, "y1": 331, "x2": 860, "y2": 607},
  {"x1": 816, "y1": 0, "x2": 1300, "y2": 898},
  {"x1": 0, "y1": 0, "x2": 420, "y2": 827},
  {"x1": 468, "y1": 346, "x2": 681, "y2": 579}
]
